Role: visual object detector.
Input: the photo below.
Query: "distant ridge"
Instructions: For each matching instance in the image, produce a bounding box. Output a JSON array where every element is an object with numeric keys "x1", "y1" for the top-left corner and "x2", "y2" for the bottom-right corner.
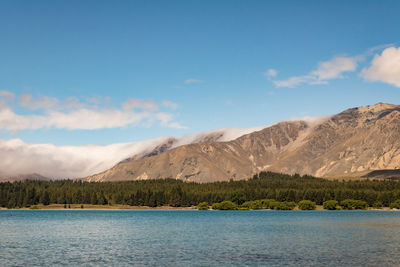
[
  {"x1": 363, "y1": 169, "x2": 400, "y2": 180},
  {"x1": 0, "y1": 173, "x2": 50, "y2": 183},
  {"x1": 87, "y1": 103, "x2": 400, "y2": 183}
]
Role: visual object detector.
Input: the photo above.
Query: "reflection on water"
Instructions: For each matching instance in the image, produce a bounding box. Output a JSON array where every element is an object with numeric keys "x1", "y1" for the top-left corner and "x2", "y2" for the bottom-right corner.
[{"x1": 1, "y1": 210, "x2": 400, "y2": 266}]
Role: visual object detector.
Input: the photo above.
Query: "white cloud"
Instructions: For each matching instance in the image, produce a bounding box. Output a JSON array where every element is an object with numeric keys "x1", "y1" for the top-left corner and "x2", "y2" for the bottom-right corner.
[
  {"x1": 171, "y1": 125, "x2": 268, "y2": 149},
  {"x1": 265, "y1": 69, "x2": 277, "y2": 79},
  {"x1": 0, "y1": 137, "x2": 172, "y2": 179},
  {"x1": 155, "y1": 112, "x2": 173, "y2": 125},
  {"x1": 272, "y1": 56, "x2": 360, "y2": 88},
  {"x1": 156, "y1": 112, "x2": 187, "y2": 129},
  {"x1": 162, "y1": 100, "x2": 178, "y2": 109},
  {"x1": 0, "y1": 90, "x2": 15, "y2": 101},
  {"x1": 122, "y1": 98, "x2": 158, "y2": 111},
  {"x1": 364, "y1": 43, "x2": 396, "y2": 57},
  {"x1": 0, "y1": 102, "x2": 148, "y2": 130},
  {"x1": 166, "y1": 122, "x2": 187, "y2": 129},
  {"x1": 63, "y1": 96, "x2": 88, "y2": 109},
  {"x1": 360, "y1": 46, "x2": 400, "y2": 88},
  {"x1": 184, "y1": 78, "x2": 203, "y2": 84},
  {"x1": 0, "y1": 95, "x2": 184, "y2": 131},
  {"x1": 20, "y1": 94, "x2": 59, "y2": 110},
  {"x1": 274, "y1": 75, "x2": 312, "y2": 88},
  {"x1": 87, "y1": 96, "x2": 110, "y2": 105},
  {"x1": 48, "y1": 109, "x2": 148, "y2": 130},
  {"x1": 284, "y1": 115, "x2": 329, "y2": 126},
  {"x1": 311, "y1": 56, "x2": 358, "y2": 81}
]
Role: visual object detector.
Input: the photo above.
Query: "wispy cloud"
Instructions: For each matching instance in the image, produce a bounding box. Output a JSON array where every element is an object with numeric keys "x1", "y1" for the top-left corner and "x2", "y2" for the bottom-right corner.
[
  {"x1": 162, "y1": 100, "x2": 178, "y2": 109},
  {"x1": 272, "y1": 56, "x2": 360, "y2": 88},
  {"x1": 364, "y1": 43, "x2": 396, "y2": 56},
  {"x1": 0, "y1": 94, "x2": 186, "y2": 131},
  {"x1": 184, "y1": 78, "x2": 203, "y2": 84},
  {"x1": 122, "y1": 98, "x2": 158, "y2": 111},
  {"x1": 265, "y1": 69, "x2": 277, "y2": 79},
  {"x1": 155, "y1": 112, "x2": 187, "y2": 129},
  {"x1": 274, "y1": 75, "x2": 312, "y2": 88},
  {"x1": 311, "y1": 56, "x2": 359, "y2": 81},
  {"x1": 19, "y1": 94, "x2": 59, "y2": 110},
  {"x1": 0, "y1": 90, "x2": 15, "y2": 101},
  {"x1": 360, "y1": 46, "x2": 400, "y2": 88}
]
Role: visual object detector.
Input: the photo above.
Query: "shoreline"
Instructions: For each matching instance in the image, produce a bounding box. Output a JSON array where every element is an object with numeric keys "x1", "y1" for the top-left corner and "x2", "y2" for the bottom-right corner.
[
  {"x1": 0, "y1": 204, "x2": 398, "y2": 211},
  {"x1": 0, "y1": 204, "x2": 196, "y2": 211}
]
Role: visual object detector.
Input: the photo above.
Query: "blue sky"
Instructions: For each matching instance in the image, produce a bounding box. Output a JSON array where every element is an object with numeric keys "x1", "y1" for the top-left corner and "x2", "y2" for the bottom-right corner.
[{"x1": 1, "y1": 0, "x2": 400, "y2": 145}]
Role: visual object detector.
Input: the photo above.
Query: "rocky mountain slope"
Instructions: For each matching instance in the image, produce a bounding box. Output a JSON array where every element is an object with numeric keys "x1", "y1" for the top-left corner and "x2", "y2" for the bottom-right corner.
[
  {"x1": 87, "y1": 103, "x2": 400, "y2": 183},
  {"x1": 362, "y1": 169, "x2": 400, "y2": 180}
]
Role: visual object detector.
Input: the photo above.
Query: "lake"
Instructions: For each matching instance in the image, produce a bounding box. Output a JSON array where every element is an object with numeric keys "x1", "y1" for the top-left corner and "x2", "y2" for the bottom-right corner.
[{"x1": 1, "y1": 210, "x2": 400, "y2": 266}]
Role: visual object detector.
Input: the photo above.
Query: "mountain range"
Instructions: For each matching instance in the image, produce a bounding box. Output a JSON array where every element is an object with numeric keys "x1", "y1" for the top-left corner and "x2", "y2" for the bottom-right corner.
[{"x1": 86, "y1": 103, "x2": 400, "y2": 183}]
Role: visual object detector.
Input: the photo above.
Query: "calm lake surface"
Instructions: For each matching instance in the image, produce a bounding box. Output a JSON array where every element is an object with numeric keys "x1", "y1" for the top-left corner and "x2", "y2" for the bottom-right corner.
[{"x1": 1, "y1": 210, "x2": 400, "y2": 266}]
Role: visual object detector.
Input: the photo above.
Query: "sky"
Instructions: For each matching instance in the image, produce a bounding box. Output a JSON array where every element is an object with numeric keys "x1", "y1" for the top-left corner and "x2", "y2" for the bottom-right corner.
[{"x1": 0, "y1": 0, "x2": 400, "y2": 148}]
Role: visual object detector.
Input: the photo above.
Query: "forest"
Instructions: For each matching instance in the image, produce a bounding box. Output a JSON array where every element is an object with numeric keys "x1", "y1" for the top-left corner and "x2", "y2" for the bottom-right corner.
[{"x1": 2, "y1": 171, "x2": 400, "y2": 209}]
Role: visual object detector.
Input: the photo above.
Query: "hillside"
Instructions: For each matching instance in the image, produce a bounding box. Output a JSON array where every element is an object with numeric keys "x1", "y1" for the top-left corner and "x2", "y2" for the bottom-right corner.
[{"x1": 87, "y1": 103, "x2": 400, "y2": 182}]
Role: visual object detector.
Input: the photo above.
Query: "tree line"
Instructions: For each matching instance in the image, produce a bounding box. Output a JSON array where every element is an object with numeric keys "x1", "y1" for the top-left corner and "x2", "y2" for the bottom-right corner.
[
  {"x1": 2, "y1": 171, "x2": 400, "y2": 209},
  {"x1": 205, "y1": 199, "x2": 372, "y2": 210}
]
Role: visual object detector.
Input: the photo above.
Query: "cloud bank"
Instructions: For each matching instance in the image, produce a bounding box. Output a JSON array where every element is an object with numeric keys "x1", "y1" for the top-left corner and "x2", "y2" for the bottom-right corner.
[
  {"x1": 0, "y1": 126, "x2": 266, "y2": 179},
  {"x1": 0, "y1": 137, "x2": 172, "y2": 179}
]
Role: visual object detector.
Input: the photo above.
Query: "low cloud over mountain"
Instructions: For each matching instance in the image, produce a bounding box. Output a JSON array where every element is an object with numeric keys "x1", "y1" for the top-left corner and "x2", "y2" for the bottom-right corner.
[{"x1": 0, "y1": 126, "x2": 263, "y2": 179}]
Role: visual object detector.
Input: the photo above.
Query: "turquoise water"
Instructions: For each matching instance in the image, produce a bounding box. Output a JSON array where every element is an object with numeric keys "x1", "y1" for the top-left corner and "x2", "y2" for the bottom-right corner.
[{"x1": 1, "y1": 211, "x2": 400, "y2": 266}]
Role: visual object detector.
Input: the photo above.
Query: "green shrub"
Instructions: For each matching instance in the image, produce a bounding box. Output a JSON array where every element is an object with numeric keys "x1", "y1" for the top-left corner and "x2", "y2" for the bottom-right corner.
[
  {"x1": 340, "y1": 199, "x2": 354, "y2": 210},
  {"x1": 389, "y1": 200, "x2": 400, "y2": 209},
  {"x1": 197, "y1": 202, "x2": 209, "y2": 210},
  {"x1": 212, "y1": 201, "x2": 238, "y2": 210},
  {"x1": 29, "y1": 205, "x2": 40, "y2": 210},
  {"x1": 323, "y1": 200, "x2": 338, "y2": 210},
  {"x1": 298, "y1": 200, "x2": 316, "y2": 210},
  {"x1": 372, "y1": 201, "x2": 383, "y2": 209},
  {"x1": 353, "y1": 200, "x2": 368, "y2": 210},
  {"x1": 271, "y1": 201, "x2": 296, "y2": 210},
  {"x1": 340, "y1": 199, "x2": 368, "y2": 210},
  {"x1": 241, "y1": 200, "x2": 263, "y2": 210},
  {"x1": 260, "y1": 199, "x2": 276, "y2": 209}
]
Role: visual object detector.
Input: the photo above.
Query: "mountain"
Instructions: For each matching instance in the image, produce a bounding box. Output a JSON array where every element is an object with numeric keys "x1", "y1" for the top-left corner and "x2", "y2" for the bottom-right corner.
[
  {"x1": 119, "y1": 126, "x2": 263, "y2": 163},
  {"x1": 0, "y1": 173, "x2": 50, "y2": 183},
  {"x1": 362, "y1": 169, "x2": 400, "y2": 180},
  {"x1": 87, "y1": 103, "x2": 400, "y2": 183},
  {"x1": 267, "y1": 103, "x2": 400, "y2": 177}
]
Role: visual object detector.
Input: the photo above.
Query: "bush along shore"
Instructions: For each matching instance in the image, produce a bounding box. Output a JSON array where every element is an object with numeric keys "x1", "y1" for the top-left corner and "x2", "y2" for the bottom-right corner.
[
  {"x1": 198, "y1": 198, "x2": 390, "y2": 210},
  {"x1": 2, "y1": 171, "x2": 400, "y2": 210}
]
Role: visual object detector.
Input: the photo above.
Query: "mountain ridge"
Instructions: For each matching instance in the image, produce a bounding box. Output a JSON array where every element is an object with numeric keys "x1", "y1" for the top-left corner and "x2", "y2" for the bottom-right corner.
[{"x1": 86, "y1": 103, "x2": 400, "y2": 183}]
